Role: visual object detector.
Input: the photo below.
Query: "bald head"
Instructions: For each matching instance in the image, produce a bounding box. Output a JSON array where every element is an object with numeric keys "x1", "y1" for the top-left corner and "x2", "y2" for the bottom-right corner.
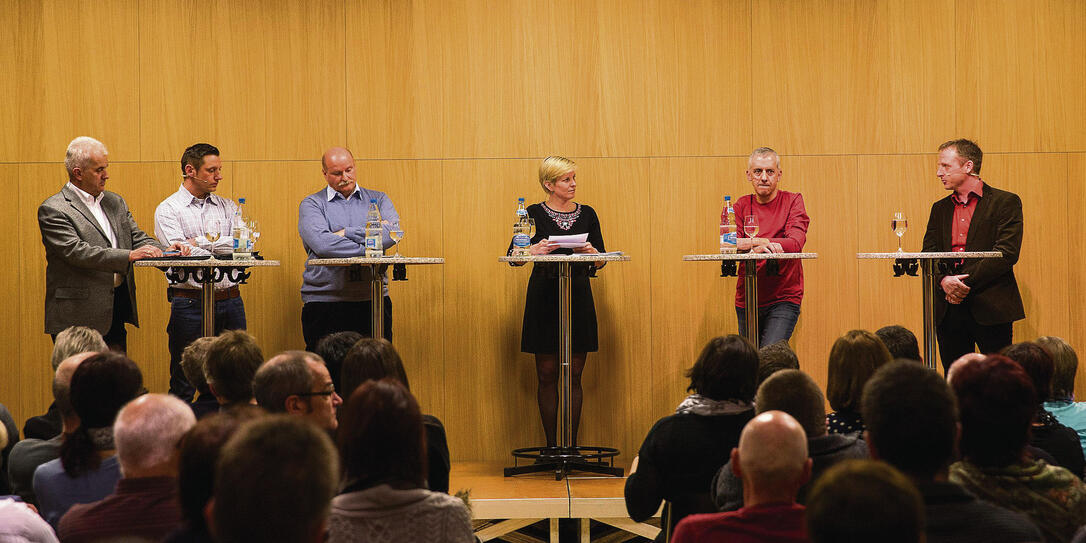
[
  {"x1": 947, "y1": 352, "x2": 985, "y2": 385},
  {"x1": 733, "y1": 411, "x2": 810, "y2": 502},
  {"x1": 321, "y1": 147, "x2": 357, "y2": 198},
  {"x1": 114, "y1": 394, "x2": 196, "y2": 477}
]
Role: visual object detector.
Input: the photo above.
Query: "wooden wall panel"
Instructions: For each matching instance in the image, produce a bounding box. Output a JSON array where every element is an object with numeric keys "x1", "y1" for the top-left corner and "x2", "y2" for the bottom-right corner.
[
  {"x1": 139, "y1": 0, "x2": 267, "y2": 160},
  {"x1": 956, "y1": 0, "x2": 1086, "y2": 152},
  {"x1": 345, "y1": 0, "x2": 444, "y2": 158},
  {"x1": 854, "y1": 154, "x2": 946, "y2": 357},
  {"x1": 984, "y1": 154, "x2": 1072, "y2": 342},
  {"x1": 3, "y1": 0, "x2": 140, "y2": 163},
  {"x1": 0, "y1": 165, "x2": 28, "y2": 416},
  {"x1": 1068, "y1": 154, "x2": 1086, "y2": 399},
  {"x1": 752, "y1": 0, "x2": 955, "y2": 155}
]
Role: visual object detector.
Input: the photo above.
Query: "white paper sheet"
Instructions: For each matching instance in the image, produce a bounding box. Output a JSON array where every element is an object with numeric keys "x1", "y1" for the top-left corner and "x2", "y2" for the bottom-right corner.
[{"x1": 547, "y1": 233, "x2": 589, "y2": 248}]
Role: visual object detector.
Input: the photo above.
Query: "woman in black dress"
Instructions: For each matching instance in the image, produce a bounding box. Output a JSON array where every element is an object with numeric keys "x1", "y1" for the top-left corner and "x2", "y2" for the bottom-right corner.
[{"x1": 518, "y1": 156, "x2": 605, "y2": 449}]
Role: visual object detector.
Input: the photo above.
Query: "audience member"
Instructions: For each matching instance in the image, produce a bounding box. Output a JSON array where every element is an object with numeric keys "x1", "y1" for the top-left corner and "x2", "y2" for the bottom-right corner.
[
  {"x1": 331, "y1": 380, "x2": 472, "y2": 543},
  {"x1": 1040, "y1": 336, "x2": 1086, "y2": 453},
  {"x1": 58, "y1": 394, "x2": 196, "y2": 542},
  {"x1": 755, "y1": 341, "x2": 799, "y2": 385},
  {"x1": 32, "y1": 352, "x2": 142, "y2": 527},
  {"x1": 210, "y1": 415, "x2": 339, "y2": 543},
  {"x1": 8, "y1": 353, "x2": 95, "y2": 505},
  {"x1": 254, "y1": 351, "x2": 343, "y2": 432},
  {"x1": 673, "y1": 411, "x2": 811, "y2": 543},
  {"x1": 1003, "y1": 342, "x2": 1086, "y2": 477},
  {"x1": 625, "y1": 335, "x2": 758, "y2": 541},
  {"x1": 315, "y1": 330, "x2": 364, "y2": 395},
  {"x1": 24, "y1": 327, "x2": 106, "y2": 442},
  {"x1": 806, "y1": 459, "x2": 924, "y2": 543},
  {"x1": 825, "y1": 329, "x2": 892, "y2": 435},
  {"x1": 203, "y1": 330, "x2": 263, "y2": 407},
  {"x1": 340, "y1": 337, "x2": 450, "y2": 493},
  {"x1": 863, "y1": 360, "x2": 1042, "y2": 542},
  {"x1": 711, "y1": 369, "x2": 867, "y2": 510},
  {"x1": 165, "y1": 406, "x2": 265, "y2": 543},
  {"x1": 950, "y1": 354, "x2": 1086, "y2": 542},
  {"x1": 876, "y1": 324, "x2": 922, "y2": 363},
  {"x1": 0, "y1": 497, "x2": 58, "y2": 543},
  {"x1": 180, "y1": 337, "x2": 219, "y2": 419}
]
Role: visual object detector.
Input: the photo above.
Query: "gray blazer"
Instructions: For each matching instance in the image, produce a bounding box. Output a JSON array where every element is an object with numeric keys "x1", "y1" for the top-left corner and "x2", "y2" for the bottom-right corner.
[{"x1": 37, "y1": 184, "x2": 162, "y2": 335}]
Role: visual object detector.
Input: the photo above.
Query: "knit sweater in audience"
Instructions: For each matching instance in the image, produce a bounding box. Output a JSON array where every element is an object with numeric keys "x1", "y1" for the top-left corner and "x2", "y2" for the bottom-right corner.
[
  {"x1": 918, "y1": 480, "x2": 1043, "y2": 543},
  {"x1": 711, "y1": 433, "x2": 868, "y2": 511},
  {"x1": 32, "y1": 455, "x2": 121, "y2": 528},
  {"x1": 670, "y1": 502, "x2": 807, "y2": 543},
  {"x1": 950, "y1": 458, "x2": 1086, "y2": 543},
  {"x1": 1046, "y1": 400, "x2": 1086, "y2": 455},
  {"x1": 328, "y1": 483, "x2": 473, "y2": 543},
  {"x1": 57, "y1": 476, "x2": 183, "y2": 543}
]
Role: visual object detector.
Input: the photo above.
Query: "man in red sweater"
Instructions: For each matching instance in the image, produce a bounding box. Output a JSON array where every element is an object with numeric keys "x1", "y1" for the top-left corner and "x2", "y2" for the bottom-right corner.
[
  {"x1": 733, "y1": 147, "x2": 810, "y2": 346},
  {"x1": 672, "y1": 410, "x2": 812, "y2": 543}
]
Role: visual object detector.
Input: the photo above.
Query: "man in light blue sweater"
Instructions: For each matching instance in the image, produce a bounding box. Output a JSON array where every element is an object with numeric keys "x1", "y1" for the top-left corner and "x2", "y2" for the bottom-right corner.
[{"x1": 298, "y1": 147, "x2": 401, "y2": 351}]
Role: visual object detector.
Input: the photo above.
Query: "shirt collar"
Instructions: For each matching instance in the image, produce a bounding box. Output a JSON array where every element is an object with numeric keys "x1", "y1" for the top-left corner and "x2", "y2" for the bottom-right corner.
[
  {"x1": 67, "y1": 181, "x2": 103, "y2": 206},
  {"x1": 952, "y1": 177, "x2": 984, "y2": 205},
  {"x1": 175, "y1": 185, "x2": 219, "y2": 207},
  {"x1": 326, "y1": 185, "x2": 362, "y2": 202}
]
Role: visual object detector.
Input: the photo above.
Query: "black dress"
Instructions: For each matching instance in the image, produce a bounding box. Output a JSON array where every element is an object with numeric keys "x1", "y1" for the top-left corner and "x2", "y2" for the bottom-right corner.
[{"x1": 514, "y1": 203, "x2": 605, "y2": 354}]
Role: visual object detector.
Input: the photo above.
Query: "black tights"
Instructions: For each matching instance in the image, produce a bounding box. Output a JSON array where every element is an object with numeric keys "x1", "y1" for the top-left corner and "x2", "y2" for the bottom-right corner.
[{"x1": 535, "y1": 353, "x2": 587, "y2": 448}]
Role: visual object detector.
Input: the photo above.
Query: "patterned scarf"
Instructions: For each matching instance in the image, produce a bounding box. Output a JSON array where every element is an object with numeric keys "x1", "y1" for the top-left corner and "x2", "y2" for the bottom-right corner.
[{"x1": 675, "y1": 394, "x2": 752, "y2": 416}]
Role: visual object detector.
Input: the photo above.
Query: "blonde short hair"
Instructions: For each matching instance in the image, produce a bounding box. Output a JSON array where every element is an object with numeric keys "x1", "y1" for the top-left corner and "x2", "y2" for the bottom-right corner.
[{"x1": 538, "y1": 156, "x2": 576, "y2": 194}]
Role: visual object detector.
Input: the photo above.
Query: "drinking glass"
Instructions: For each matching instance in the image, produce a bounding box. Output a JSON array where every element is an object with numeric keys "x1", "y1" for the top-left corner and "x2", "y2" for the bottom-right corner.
[
  {"x1": 528, "y1": 218, "x2": 536, "y2": 240},
  {"x1": 891, "y1": 212, "x2": 908, "y2": 252},
  {"x1": 204, "y1": 218, "x2": 225, "y2": 250},
  {"x1": 247, "y1": 219, "x2": 260, "y2": 251},
  {"x1": 389, "y1": 222, "x2": 405, "y2": 256},
  {"x1": 743, "y1": 215, "x2": 759, "y2": 238}
]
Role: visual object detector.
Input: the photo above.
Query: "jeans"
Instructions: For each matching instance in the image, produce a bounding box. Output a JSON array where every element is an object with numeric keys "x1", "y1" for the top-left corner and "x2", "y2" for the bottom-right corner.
[
  {"x1": 735, "y1": 301, "x2": 801, "y2": 347},
  {"x1": 167, "y1": 295, "x2": 247, "y2": 402}
]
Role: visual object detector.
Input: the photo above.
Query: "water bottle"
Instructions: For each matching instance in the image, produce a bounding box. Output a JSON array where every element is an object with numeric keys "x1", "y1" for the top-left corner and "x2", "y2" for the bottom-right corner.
[
  {"x1": 365, "y1": 199, "x2": 383, "y2": 257},
  {"x1": 511, "y1": 198, "x2": 531, "y2": 256},
  {"x1": 720, "y1": 196, "x2": 737, "y2": 254},
  {"x1": 232, "y1": 197, "x2": 251, "y2": 260}
]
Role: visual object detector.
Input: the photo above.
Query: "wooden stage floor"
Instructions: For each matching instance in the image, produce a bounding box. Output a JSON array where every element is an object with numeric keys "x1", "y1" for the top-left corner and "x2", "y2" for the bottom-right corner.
[{"x1": 449, "y1": 462, "x2": 660, "y2": 543}]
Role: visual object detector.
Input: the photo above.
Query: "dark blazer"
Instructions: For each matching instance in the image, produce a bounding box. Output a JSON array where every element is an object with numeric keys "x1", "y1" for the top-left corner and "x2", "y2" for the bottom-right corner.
[
  {"x1": 922, "y1": 182, "x2": 1024, "y2": 325},
  {"x1": 37, "y1": 184, "x2": 162, "y2": 335}
]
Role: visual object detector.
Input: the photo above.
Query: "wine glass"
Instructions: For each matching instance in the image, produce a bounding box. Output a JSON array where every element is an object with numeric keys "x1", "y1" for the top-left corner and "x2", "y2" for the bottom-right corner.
[
  {"x1": 528, "y1": 218, "x2": 537, "y2": 240},
  {"x1": 203, "y1": 218, "x2": 225, "y2": 250},
  {"x1": 891, "y1": 212, "x2": 908, "y2": 252},
  {"x1": 389, "y1": 222, "x2": 405, "y2": 256},
  {"x1": 743, "y1": 215, "x2": 759, "y2": 238}
]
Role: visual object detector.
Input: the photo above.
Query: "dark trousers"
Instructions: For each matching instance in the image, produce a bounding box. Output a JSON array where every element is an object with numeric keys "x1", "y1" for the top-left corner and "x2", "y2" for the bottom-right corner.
[
  {"x1": 103, "y1": 282, "x2": 135, "y2": 352},
  {"x1": 301, "y1": 298, "x2": 393, "y2": 352},
  {"x1": 167, "y1": 295, "x2": 247, "y2": 401},
  {"x1": 936, "y1": 302, "x2": 1013, "y2": 374}
]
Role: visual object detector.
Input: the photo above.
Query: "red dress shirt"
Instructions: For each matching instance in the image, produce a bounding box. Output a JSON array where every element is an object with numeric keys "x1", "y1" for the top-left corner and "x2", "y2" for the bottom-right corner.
[{"x1": 951, "y1": 178, "x2": 984, "y2": 252}]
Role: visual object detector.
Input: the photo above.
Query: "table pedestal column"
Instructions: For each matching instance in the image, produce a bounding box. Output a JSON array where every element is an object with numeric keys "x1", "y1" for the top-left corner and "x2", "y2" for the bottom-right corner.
[
  {"x1": 742, "y1": 261, "x2": 759, "y2": 348},
  {"x1": 920, "y1": 260, "x2": 939, "y2": 371},
  {"x1": 370, "y1": 265, "x2": 384, "y2": 339},
  {"x1": 201, "y1": 276, "x2": 215, "y2": 337}
]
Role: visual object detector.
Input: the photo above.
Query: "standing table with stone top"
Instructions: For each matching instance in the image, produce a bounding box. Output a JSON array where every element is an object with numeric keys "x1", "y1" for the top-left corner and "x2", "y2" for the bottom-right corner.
[
  {"x1": 306, "y1": 256, "x2": 444, "y2": 339},
  {"x1": 682, "y1": 253, "x2": 818, "y2": 348},
  {"x1": 500, "y1": 253, "x2": 629, "y2": 480},
  {"x1": 135, "y1": 257, "x2": 280, "y2": 337},
  {"x1": 856, "y1": 251, "x2": 1002, "y2": 371}
]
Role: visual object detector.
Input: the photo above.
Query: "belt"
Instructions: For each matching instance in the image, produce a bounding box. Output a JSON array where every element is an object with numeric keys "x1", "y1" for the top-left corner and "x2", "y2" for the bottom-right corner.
[{"x1": 168, "y1": 286, "x2": 241, "y2": 302}]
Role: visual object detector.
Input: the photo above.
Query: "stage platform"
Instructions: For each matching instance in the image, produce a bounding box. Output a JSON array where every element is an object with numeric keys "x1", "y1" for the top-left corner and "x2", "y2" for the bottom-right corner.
[{"x1": 450, "y1": 462, "x2": 661, "y2": 542}]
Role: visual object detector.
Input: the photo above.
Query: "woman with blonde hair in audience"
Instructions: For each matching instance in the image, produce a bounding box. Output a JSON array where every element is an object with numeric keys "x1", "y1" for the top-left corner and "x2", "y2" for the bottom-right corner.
[
  {"x1": 825, "y1": 329, "x2": 892, "y2": 435},
  {"x1": 330, "y1": 379, "x2": 473, "y2": 543},
  {"x1": 625, "y1": 335, "x2": 759, "y2": 542},
  {"x1": 339, "y1": 337, "x2": 450, "y2": 493},
  {"x1": 1039, "y1": 336, "x2": 1086, "y2": 455}
]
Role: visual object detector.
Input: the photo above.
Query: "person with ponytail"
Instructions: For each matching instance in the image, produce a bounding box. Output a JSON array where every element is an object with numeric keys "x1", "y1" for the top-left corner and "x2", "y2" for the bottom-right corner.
[{"x1": 32, "y1": 352, "x2": 143, "y2": 527}]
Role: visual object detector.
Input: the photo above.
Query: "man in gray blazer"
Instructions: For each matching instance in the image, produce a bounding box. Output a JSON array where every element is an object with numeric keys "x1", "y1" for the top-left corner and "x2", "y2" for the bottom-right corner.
[{"x1": 38, "y1": 136, "x2": 188, "y2": 352}]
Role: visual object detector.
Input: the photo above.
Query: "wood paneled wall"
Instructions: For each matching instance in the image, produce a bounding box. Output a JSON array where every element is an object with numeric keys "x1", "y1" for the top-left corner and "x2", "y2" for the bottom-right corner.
[{"x1": 2, "y1": 0, "x2": 1085, "y2": 463}]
